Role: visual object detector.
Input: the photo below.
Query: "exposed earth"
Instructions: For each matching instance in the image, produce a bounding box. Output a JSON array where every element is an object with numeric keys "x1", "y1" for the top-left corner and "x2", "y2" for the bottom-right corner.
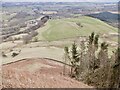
[{"x1": 2, "y1": 58, "x2": 93, "y2": 88}]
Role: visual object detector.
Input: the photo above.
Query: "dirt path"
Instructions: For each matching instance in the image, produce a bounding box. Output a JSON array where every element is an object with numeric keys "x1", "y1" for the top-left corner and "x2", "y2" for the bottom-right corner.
[
  {"x1": 2, "y1": 58, "x2": 93, "y2": 88},
  {"x1": 1, "y1": 37, "x2": 81, "y2": 65}
]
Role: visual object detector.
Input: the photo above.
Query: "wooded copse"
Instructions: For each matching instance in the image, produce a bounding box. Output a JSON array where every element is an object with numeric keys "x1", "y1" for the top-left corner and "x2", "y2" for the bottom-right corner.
[{"x1": 64, "y1": 32, "x2": 120, "y2": 88}]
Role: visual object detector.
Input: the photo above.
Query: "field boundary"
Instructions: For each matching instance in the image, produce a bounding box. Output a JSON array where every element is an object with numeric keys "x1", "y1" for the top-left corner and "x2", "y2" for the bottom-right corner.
[{"x1": 2, "y1": 58, "x2": 72, "y2": 67}]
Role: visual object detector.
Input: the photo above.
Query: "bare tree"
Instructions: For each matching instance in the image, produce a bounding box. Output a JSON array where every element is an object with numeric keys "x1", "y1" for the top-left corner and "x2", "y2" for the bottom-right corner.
[{"x1": 63, "y1": 46, "x2": 69, "y2": 75}]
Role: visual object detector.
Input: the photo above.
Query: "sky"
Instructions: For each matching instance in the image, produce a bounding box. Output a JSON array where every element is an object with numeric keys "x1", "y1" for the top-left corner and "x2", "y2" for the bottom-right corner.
[{"x1": 2, "y1": 0, "x2": 120, "y2": 2}]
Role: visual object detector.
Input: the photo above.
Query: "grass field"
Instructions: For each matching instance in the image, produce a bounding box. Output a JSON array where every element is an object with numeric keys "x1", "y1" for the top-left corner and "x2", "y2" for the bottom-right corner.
[
  {"x1": 2, "y1": 16, "x2": 118, "y2": 64},
  {"x1": 37, "y1": 16, "x2": 118, "y2": 41}
]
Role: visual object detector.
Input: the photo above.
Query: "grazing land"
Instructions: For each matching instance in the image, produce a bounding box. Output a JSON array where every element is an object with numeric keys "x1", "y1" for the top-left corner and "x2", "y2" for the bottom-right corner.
[
  {"x1": 38, "y1": 16, "x2": 118, "y2": 41},
  {"x1": 1, "y1": 1, "x2": 119, "y2": 88}
]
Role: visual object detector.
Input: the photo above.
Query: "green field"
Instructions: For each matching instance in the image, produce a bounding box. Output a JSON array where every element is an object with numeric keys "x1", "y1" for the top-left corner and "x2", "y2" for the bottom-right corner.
[{"x1": 37, "y1": 16, "x2": 118, "y2": 41}]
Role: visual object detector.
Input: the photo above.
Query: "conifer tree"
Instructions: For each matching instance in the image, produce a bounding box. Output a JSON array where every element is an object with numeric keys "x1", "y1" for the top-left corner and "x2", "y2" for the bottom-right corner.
[
  {"x1": 109, "y1": 47, "x2": 120, "y2": 88},
  {"x1": 94, "y1": 34, "x2": 99, "y2": 49},
  {"x1": 98, "y1": 42, "x2": 109, "y2": 67},
  {"x1": 87, "y1": 32, "x2": 99, "y2": 71},
  {"x1": 71, "y1": 42, "x2": 80, "y2": 78}
]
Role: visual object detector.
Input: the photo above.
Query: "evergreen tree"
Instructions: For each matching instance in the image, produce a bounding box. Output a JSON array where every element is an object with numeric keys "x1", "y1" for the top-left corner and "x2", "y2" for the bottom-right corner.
[
  {"x1": 109, "y1": 47, "x2": 120, "y2": 88},
  {"x1": 71, "y1": 42, "x2": 80, "y2": 78},
  {"x1": 98, "y1": 42, "x2": 109, "y2": 67},
  {"x1": 87, "y1": 32, "x2": 99, "y2": 71},
  {"x1": 89, "y1": 32, "x2": 94, "y2": 45},
  {"x1": 94, "y1": 34, "x2": 99, "y2": 49}
]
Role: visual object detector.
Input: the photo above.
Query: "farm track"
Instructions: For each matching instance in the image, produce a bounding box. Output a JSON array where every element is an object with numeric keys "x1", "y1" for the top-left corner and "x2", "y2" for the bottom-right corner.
[{"x1": 3, "y1": 57, "x2": 72, "y2": 67}]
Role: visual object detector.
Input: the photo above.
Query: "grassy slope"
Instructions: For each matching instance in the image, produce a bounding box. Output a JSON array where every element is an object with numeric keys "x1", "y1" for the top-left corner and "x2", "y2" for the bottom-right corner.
[{"x1": 37, "y1": 16, "x2": 118, "y2": 41}]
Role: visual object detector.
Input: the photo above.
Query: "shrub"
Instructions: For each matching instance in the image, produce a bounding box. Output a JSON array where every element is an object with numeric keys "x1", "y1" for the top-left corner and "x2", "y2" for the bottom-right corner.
[
  {"x1": 2, "y1": 52, "x2": 7, "y2": 57},
  {"x1": 33, "y1": 37, "x2": 38, "y2": 42}
]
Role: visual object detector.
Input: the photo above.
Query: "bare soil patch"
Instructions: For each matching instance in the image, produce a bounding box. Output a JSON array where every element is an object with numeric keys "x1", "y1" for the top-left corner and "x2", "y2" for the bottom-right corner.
[{"x1": 2, "y1": 58, "x2": 92, "y2": 88}]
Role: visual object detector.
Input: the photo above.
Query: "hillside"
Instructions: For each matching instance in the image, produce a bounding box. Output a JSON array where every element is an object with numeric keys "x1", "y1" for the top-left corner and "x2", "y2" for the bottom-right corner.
[
  {"x1": 2, "y1": 58, "x2": 93, "y2": 88},
  {"x1": 37, "y1": 16, "x2": 118, "y2": 41},
  {"x1": 87, "y1": 12, "x2": 119, "y2": 27}
]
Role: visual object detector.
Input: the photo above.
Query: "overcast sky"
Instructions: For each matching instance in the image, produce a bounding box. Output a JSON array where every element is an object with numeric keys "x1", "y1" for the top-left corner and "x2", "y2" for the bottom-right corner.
[{"x1": 2, "y1": 0, "x2": 120, "y2": 2}]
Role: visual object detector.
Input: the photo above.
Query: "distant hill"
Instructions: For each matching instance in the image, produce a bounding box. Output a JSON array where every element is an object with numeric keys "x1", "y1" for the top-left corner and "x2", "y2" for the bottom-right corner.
[{"x1": 86, "y1": 12, "x2": 119, "y2": 28}]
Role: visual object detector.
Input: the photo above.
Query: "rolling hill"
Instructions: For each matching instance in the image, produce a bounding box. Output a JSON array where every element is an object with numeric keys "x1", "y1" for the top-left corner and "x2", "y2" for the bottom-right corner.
[{"x1": 37, "y1": 16, "x2": 118, "y2": 41}]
